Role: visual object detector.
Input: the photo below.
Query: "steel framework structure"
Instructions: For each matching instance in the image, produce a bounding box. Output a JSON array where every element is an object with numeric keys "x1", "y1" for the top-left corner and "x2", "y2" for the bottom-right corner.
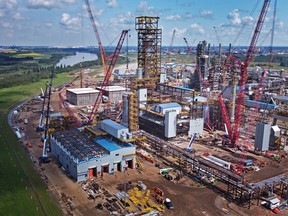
[
  {"x1": 128, "y1": 16, "x2": 162, "y2": 131},
  {"x1": 135, "y1": 16, "x2": 162, "y2": 86}
]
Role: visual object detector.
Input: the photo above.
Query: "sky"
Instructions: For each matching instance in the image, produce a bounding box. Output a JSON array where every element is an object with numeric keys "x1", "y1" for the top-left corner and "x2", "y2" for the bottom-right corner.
[{"x1": 0, "y1": 0, "x2": 287, "y2": 47}]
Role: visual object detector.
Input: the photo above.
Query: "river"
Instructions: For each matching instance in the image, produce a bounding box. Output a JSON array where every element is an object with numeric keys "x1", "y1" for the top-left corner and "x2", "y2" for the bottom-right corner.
[{"x1": 56, "y1": 52, "x2": 98, "y2": 67}]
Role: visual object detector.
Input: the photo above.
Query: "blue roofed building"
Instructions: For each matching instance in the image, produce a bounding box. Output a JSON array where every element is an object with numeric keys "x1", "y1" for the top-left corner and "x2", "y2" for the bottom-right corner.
[{"x1": 50, "y1": 122, "x2": 136, "y2": 182}]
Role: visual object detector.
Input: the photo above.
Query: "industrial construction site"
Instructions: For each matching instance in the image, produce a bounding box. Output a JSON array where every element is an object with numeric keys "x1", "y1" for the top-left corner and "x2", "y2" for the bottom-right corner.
[{"x1": 8, "y1": 1, "x2": 288, "y2": 216}]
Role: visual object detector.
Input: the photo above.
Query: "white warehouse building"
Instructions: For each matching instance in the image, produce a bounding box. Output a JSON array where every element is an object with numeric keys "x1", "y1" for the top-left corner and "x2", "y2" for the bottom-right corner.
[{"x1": 50, "y1": 123, "x2": 136, "y2": 182}]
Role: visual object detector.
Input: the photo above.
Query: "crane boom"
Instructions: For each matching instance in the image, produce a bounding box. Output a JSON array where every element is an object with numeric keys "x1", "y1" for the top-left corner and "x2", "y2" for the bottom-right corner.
[
  {"x1": 40, "y1": 69, "x2": 54, "y2": 163},
  {"x1": 218, "y1": 93, "x2": 233, "y2": 139},
  {"x1": 166, "y1": 29, "x2": 176, "y2": 63},
  {"x1": 219, "y1": 0, "x2": 271, "y2": 146},
  {"x1": 84, "y1": 0, "x2": 107, "y2": 75},
  {"x1": 59, "y1": 93, "x2": 81, "y2": 127},
  {"x1": 89, "y1": 30, "x2": 129, "y2": 122},
  {"x1": 231, "y1": 0, "x2": 271, "y2": 146}
]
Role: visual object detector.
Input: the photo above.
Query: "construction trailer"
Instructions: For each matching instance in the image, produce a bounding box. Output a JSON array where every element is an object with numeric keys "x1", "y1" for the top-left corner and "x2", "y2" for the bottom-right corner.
[
  {"x1": 66, "y1": 88, "x2": 100, "y2": 106},
  {"x1": 50, "y1": 125, "x2": 136, "y2": 182}
]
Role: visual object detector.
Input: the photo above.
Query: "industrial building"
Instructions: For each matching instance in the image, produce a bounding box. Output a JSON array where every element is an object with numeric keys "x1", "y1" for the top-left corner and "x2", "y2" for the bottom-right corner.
[
  {"x1": 66, "y1": 88, "x2": 100, "y2": 106},
  {"x1": 50, "y1": 121, "x2": 136, "y2": 182},
  {"x1": 30, "y1": 3, "x2": 288, "y2": 214},
  {"x1": 96, "y1": 85, "x2": 127, "y2": 102}
]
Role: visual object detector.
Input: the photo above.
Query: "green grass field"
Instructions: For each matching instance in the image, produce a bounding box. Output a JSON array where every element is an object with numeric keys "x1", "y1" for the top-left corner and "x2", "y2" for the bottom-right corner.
[
  {"x1": 0, "y1": 72, "x2": 75, "y2": 215},
  {"x1": 15, "y1": 52, "x2": 45, "y2": 58}
]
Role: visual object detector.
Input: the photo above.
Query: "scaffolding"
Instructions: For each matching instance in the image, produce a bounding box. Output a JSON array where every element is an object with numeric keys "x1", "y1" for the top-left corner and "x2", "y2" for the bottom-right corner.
[
  {"x1": 128, "y1": 92, "x2": 139, "y2": 131},
  {"x1": 135, "y1": 16, "x2": 162, "y2": 86},
  {"x1": 128, "y1": 16, "x2": 162, "y2": 131}
]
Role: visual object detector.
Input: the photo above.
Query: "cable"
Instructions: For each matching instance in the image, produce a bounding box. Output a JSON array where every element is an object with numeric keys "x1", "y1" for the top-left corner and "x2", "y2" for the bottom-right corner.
[{"x1": 232, "y1": 0, "x2": 261, "y2": 48}]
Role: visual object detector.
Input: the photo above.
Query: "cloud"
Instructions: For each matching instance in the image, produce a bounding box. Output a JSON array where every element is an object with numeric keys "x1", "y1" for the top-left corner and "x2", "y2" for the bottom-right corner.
[
  {"x1": 200, "y1": 9, "x2": 213, "y2": 18},
  {"x1": 0, "y1": 0, "x2": 18, "y2": 17},
  {"x1": 1, "y1": 22, "x2": 12, "y2": 28},
  {"x1": 0, "y1": 1, "x2": 24, "y2": 21},
  {"x1": 27, "y1": 0, "x2": 76, "y2": 10},
  {"x1": 180, "y1": 2, "x2": 194, "y2": 7},
  {"x1": 165, "y1": 14, "x2": 181, "y2": 21},
  {"x1": 277, "y1": 21, "x2": 284, "y2": 29},
  {"x1": 136, "y1": 1, "x2": 159, "y2": 16},
  {"x1": 184, "y1": 12, "x2": 192, "y2": 19},
  {"x1": 242, "y1": 16, "x2": 254, "y2": 25},
  {"x1": 0, "y1": 0, "x2": 17, "y2": 10},
  {"x1": 82, "y1": 4, "x2": 104, "y2": 18},
  {"x1": 107, "y1": 0, "x2": 117, "y2": 8},
  {"x1": 12, "y1": 12, "x2": 23, "y2": 20},
  {"x1": 227, "y1": 9, "x2": 241, "y2": 25},
  {"x1": 190, "y1": 23, "x2": 204, "y2": 35},
  {"x1": 93, "y1": 8, "x2": 104, "y2": 17},
  {"x1": 45, "y1": 22, "x2": 53, "y2": 27},
  {"x1": 60, "y1": 13, "x2": 80, "y2": 30},
  {"x1": 173, "y1": 27, "x2": 187, "y2": 36},
  {"x1": 116, "y1": 11, "x2": 134, "y2": 25}
]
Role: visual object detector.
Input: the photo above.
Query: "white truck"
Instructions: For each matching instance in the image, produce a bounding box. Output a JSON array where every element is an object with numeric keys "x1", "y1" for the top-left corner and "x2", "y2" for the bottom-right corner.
[{"x1": 261, "y1": 197, "x2": 280, "y2": 210}]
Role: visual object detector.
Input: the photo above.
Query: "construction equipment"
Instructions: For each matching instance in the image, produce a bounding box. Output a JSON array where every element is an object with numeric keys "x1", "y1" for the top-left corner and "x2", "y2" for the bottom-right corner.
[
  {"x1": 59, "y1": 91, "x2": 81, "y2": 127},
  {"x1": 219, "y1": 0, "x2": 271, "y2": 147},
  {"x1": 84, "y1": 0, "x2": 107, "y2": 76},
  {"x1": 39, "y1": 69, "x2": 54, "y2": 163},
  {"x1": 85, "y1": 0, "x2": 129, "y2": 123},
  {"x1": 231, "y1": 0, "x2": 271, "y2": 147},
  {"x1": 183, "y1": 37, "x2": 195, "y2": 62},
  {"x1": 58, "y1": 75, "x2": 83, "y2": 127},
  {"x1": 114, "y1": 100, "x2": 124, "y2": 122},
  {"x1": 184, "y1": 133, "x2": 197, "y2": 152},
  {"x1": 36, "y1": 83, "x2": 49, "y2": 131},
  {"x1": 88, "y1": 30, "x2": 128, "y2": 122},
  {"x1": 218, "y1": 88, "x2": 233, "y2": 139},
  {"x1": 166, "y1": 29, "x2": 176, "y2": 63}
]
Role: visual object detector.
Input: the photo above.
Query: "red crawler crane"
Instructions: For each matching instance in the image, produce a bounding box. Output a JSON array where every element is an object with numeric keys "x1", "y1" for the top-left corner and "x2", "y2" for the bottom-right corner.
[
  {"x1": 219, "y1": 0, "x2": 271, "y2": 147},
  {"x1": 88, "y1": 30, "x2": 128, "y2": 122},
  {"x1": 84, "y1": 0, "x2": 128, "y2": 122},
  {"x1": 84, "y1": 0, "x2": 107, "y2": 76}
]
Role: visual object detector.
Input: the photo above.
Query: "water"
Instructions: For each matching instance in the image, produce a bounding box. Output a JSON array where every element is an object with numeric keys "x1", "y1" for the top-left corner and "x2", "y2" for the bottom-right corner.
[{"x1": 56, "y1": 52, "x2": 98, "y2": 67}]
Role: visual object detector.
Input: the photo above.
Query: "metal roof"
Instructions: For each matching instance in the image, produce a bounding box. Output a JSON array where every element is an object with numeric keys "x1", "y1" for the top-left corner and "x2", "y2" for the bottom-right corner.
[
  {"x1": 101, "y1": 119, "x2": 128, "y2": 131},
  {"x1": 96, "y1": 85, "x2": 126, "y2": 92},
  {"x1": 158, "y1": 102, "x2": 181, "y2": 109},
  {"x1": 66, "y1": 88, "x2": 99, "y2": 94},
  {"x1": 94, "y1": 137, "x2": 121, "y2": 152},
  {"x1": 49, "y1": 112, "x2": 63, "y2": 118},
  {"x1": 52, "y1": 129, "x2": 109, "y2": 162}
]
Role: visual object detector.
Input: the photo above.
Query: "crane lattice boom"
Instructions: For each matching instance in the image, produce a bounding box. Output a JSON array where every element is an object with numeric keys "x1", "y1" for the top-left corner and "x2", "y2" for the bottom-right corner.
[
  {"x1": 84, "y1": 0, "x2": 107, "y2": 75},
  {"x1": 219, "y1": 0, "x2": 271, "y2": 147},
  {"x1": 166, "y1": 29, "x2": 176, "y2": 63},
  {"x1": 89, "y1": 30, "x2": 129, "y2": 122}
]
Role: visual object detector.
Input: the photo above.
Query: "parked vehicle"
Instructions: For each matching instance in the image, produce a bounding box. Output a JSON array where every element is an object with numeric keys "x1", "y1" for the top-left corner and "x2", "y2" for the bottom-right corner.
[{"x1": 164, "y1": 198, "x2": 174, "y2": 210}]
